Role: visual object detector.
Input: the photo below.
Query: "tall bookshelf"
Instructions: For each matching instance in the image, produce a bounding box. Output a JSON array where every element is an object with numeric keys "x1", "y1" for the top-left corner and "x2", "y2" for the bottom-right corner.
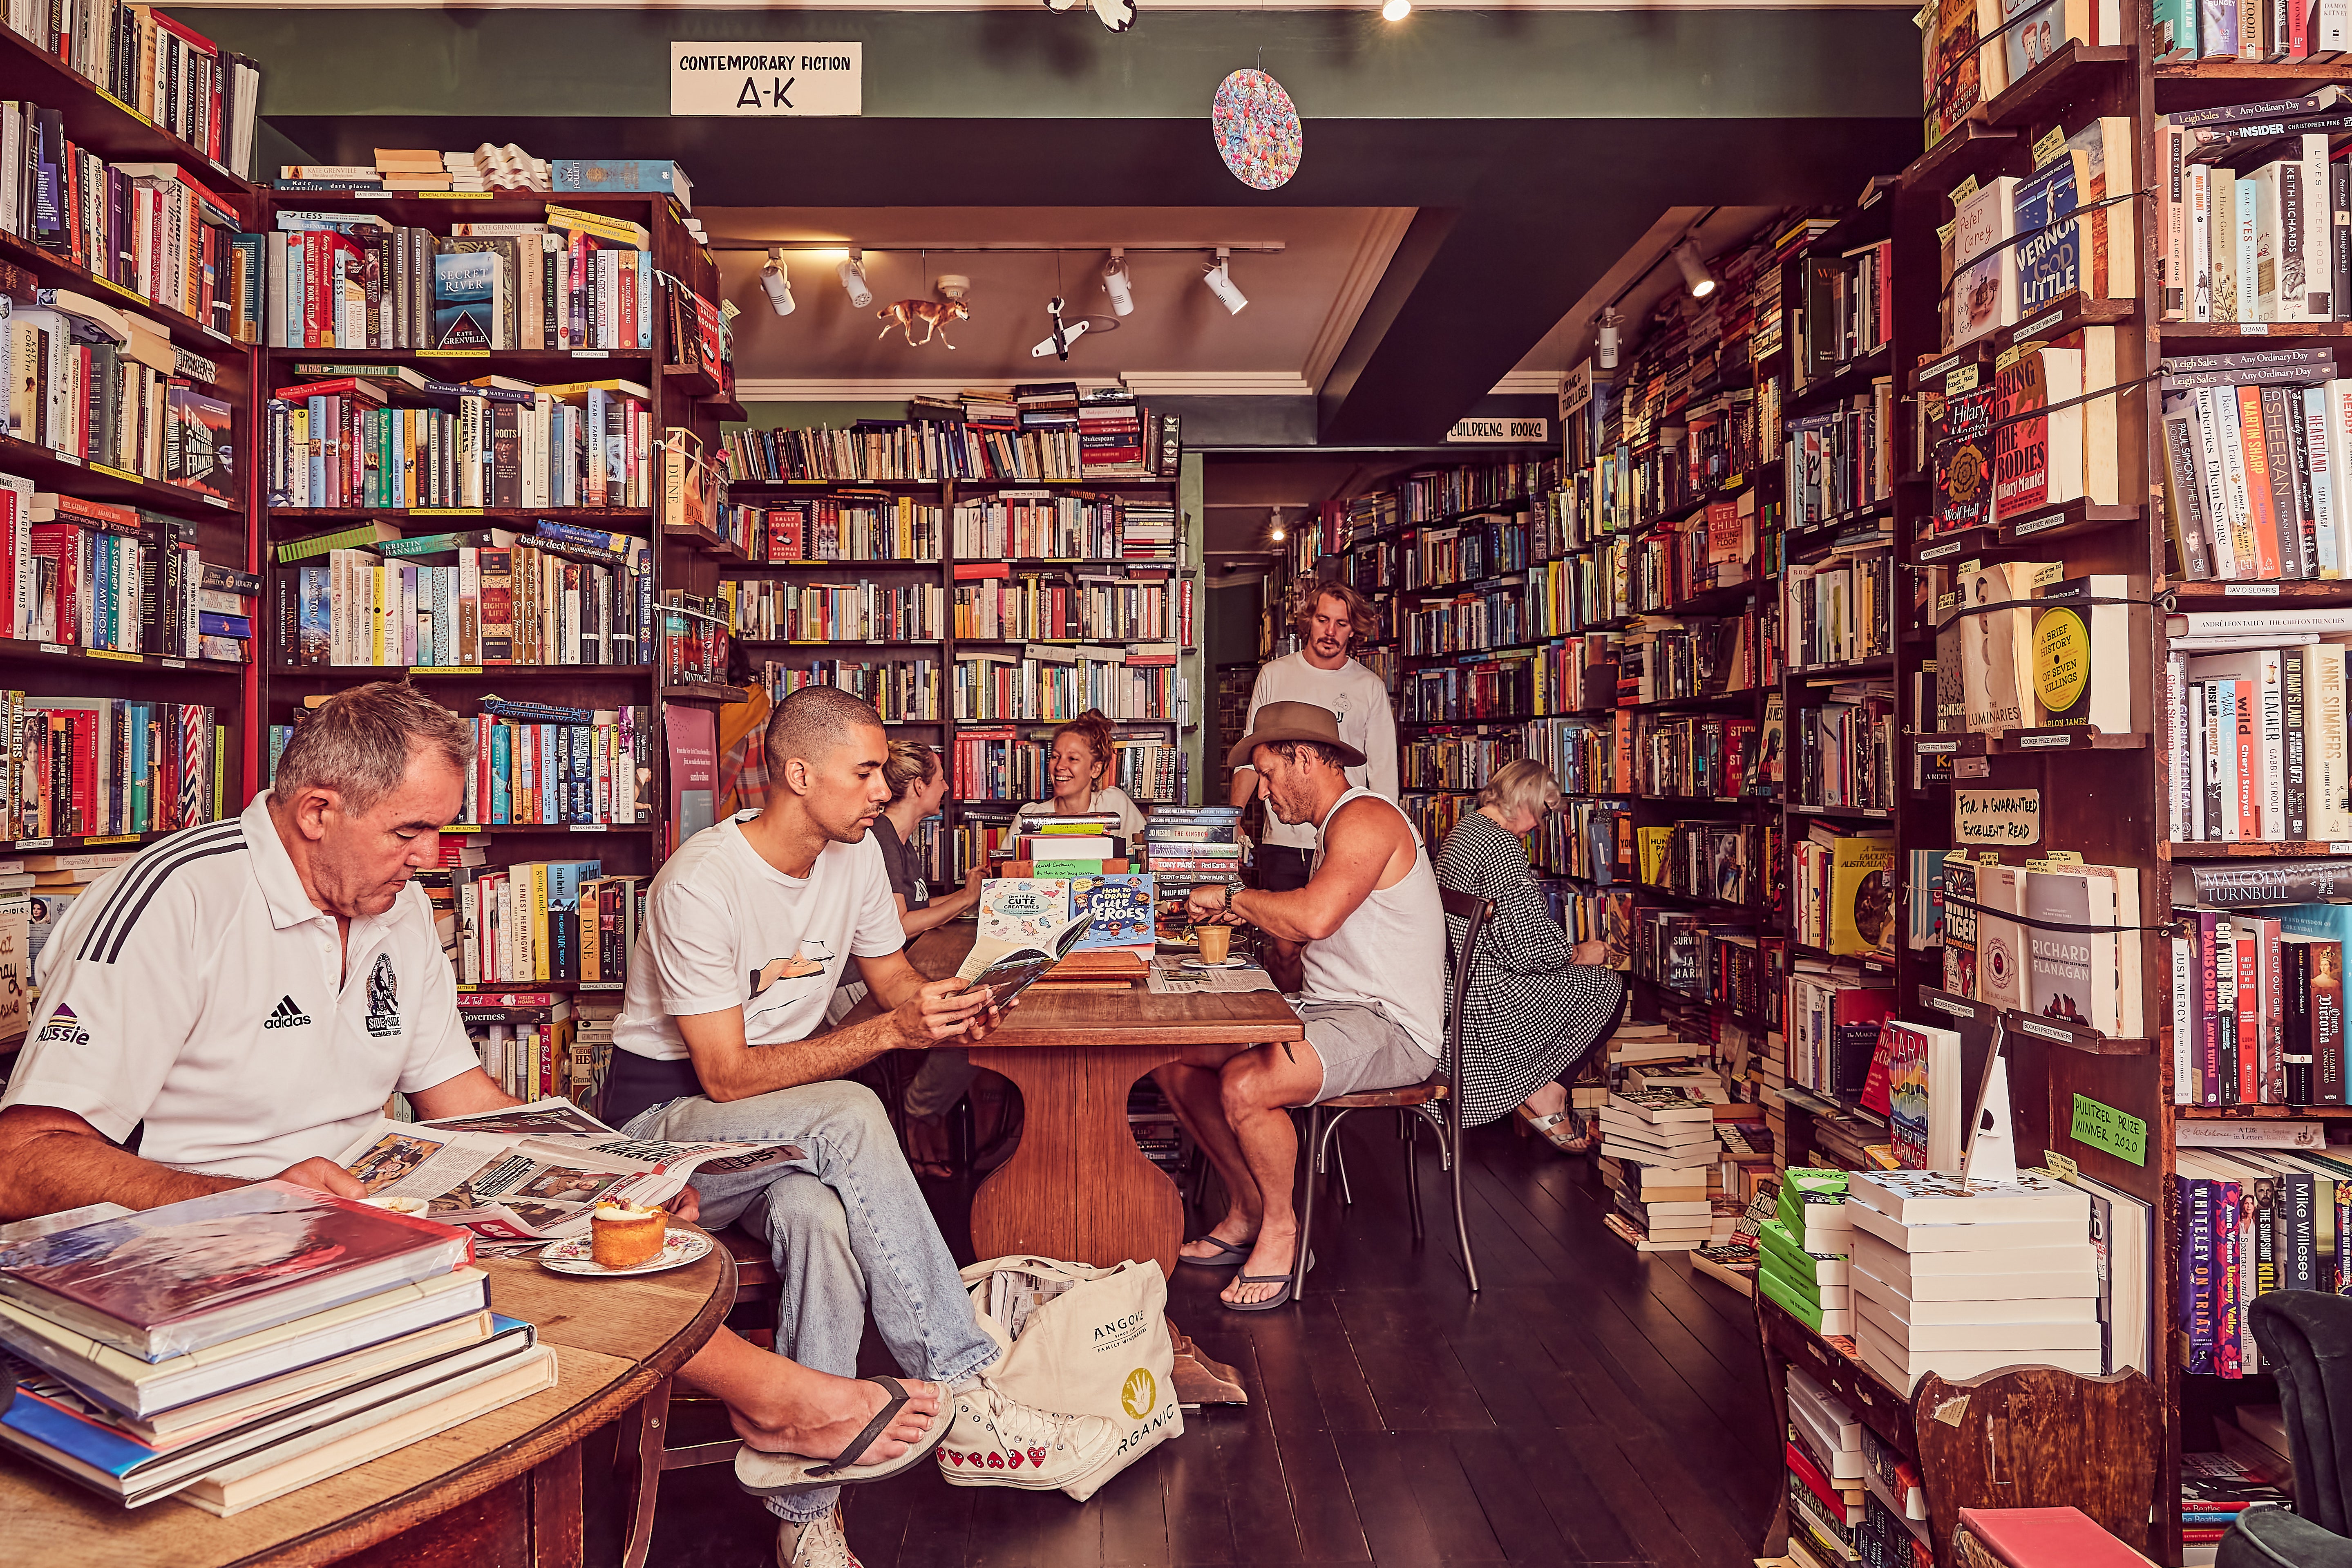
[
  {"x1": 254, "y1": 188, "x2": 736, "y2": 1010},
  {"x1": 0, "y1": 17, "x2": 263, "y2": 1058},
  {"x1": 705, "y1": 465, "x2": 1194, "y2": 883}
]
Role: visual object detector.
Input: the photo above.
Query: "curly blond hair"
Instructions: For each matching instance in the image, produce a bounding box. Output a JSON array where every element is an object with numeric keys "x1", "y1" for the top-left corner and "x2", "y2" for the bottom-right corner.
[{"x1": 1291, "y1": 579, "x2": 1377, "y2": 646}]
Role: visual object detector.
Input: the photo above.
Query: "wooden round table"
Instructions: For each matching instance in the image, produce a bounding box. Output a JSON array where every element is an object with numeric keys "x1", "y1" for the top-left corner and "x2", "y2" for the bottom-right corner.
[{"x1": 1, "y1": 1239, "x2": 734, "y2": 1568}]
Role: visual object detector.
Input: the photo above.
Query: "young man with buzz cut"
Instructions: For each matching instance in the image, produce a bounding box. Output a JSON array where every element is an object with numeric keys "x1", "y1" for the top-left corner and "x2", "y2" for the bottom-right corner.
[
  {"x1": 0, "y1": 682, "x2": 948, "y2": 1568},
  {"x1": 1167, "y1": 700, "x2": 1446, "y2": 1311},
  {"x1": 1229, "y1": 580, "x2": 1398, "y2": 990},
  {"x1": 603, "y1": 682, "x2": 1124, "y2": 1567}
]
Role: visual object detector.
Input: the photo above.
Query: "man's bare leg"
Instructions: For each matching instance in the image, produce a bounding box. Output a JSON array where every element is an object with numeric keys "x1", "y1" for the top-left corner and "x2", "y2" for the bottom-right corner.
[
  {"x1": 675, "y1": 1326, "x2": 941, "y2": 1461},
  {"x1": 1216, "y1": 1041, "x2": 1327, "y2": 1306},
  {"x1": 1154, "y1": 1045, "x2": 1259, "y2": 1260}
]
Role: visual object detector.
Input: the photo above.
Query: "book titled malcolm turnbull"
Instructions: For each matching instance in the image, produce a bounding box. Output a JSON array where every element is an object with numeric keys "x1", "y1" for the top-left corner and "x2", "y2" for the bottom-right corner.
[{"x1": 0, "y1": 1181, "x2": 472, "y2": 1362}]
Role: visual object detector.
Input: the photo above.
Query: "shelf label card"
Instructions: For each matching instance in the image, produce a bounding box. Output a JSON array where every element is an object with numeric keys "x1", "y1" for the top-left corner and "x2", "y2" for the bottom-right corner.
[
  {"x1": 2070, "y1": 1093, "x2": 2148, "y2": 1166},
  {"x1": 672, "y1": 42, "x2": 864, "y2": 115},
  {"x1": 2031, "y1": 125, "x2": 2068, "y2": 168},
  {"x1": 1955, "y1": 787, "x2": 2040, "y2": 845},
  {"x1": 87, "y1": 649, "x2": 141, "y2": 663},
  {"x1": 2225, "y1": 583, "x2": 2282, "y2": 596}
]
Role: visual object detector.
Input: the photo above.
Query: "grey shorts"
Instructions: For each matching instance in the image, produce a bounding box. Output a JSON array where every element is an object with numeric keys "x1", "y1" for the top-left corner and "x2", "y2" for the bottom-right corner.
[{"x1": 1294, "y1": 998, "x2": 1438, "y2": 1101}]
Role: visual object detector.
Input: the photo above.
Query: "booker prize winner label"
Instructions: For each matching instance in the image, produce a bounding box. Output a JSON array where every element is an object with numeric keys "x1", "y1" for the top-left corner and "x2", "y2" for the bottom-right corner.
[{"x1": 2070, "y1": 1093, "x2": 2147, "y2": 1166}]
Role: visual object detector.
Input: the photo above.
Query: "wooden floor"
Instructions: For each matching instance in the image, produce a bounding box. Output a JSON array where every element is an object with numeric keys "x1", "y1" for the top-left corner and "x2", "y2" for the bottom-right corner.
[{"x1": 604, "y1": 1117, "x2": 1780, "y2": 1568}]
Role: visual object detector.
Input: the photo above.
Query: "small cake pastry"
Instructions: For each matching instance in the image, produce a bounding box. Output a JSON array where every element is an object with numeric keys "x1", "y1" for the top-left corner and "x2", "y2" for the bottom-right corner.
[{"x1": 589, "y1": 1201, "x2": 668, "y2": 1268}]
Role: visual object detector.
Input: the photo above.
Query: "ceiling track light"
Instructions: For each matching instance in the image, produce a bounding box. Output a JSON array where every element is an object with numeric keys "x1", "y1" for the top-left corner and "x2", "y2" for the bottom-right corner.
[
  {"x1": 1596, "y1": 307, "x2": 1621, "y2": 370},
  {"x1": 1102, "y1": 247, "x2": 1135, "y2": 316},
  {"x1": 759, "y1": 247, "x2": 794, "y2": 317},
  {"x1": 837, "y1": 248, "x2": 874, "y2": 309},
  {"x1": 1673, "y1": 238, "x2": 1718, "y2": 300},
  {"x1": 1381, "y1": 0, "x2": 1412, "y2": 18},
  {"x1": 1203, "y1": 246, "x2": 1248, "y2": 315}
]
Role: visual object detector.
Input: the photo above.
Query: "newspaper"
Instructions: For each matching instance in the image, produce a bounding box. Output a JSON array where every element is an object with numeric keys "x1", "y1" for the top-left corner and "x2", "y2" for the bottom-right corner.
[
  {"x1": 1145, "y1": 955, "x2": 1280, "y2": 996},
  {"x1": 332, "y1": 1097, "x2": 804, "y2": 1246}
]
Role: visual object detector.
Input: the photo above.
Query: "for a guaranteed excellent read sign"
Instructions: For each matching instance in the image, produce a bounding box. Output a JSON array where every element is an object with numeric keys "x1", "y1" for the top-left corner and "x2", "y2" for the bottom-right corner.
[{"x1": 672, "y1": 42, "x2": 863, "y2": 115}]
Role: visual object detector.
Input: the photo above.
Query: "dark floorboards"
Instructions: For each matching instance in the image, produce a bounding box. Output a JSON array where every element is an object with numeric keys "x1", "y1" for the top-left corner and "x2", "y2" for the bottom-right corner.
[{"x1": 609, "y1": 1120, "x2": 1779, "y2": 1568}]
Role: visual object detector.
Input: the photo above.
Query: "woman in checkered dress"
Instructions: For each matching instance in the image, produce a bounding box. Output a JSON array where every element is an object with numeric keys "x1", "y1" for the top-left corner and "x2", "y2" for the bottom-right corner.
[{"x1": 1434, "y1": 758, "x2": 1626, "y2": 1145}]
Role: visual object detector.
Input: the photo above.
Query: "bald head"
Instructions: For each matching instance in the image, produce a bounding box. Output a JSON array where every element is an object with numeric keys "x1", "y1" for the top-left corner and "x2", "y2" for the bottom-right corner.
[{"x1": 767, "y1": 684, "x2": 889, "y2": 781}]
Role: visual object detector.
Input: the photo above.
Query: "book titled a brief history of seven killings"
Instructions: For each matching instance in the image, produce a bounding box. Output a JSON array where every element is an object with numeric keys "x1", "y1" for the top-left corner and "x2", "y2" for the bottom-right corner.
[{"x1": 0, "y1": 1183, "x2": 474, "y2": 1362}]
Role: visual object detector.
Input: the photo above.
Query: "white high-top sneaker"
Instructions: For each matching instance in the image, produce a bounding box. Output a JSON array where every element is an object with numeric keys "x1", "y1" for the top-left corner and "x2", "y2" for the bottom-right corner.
[
  {"x1": 775, "y1": 1504, "x2": 859, "y2": 1568},
  {"x1": 935, "y1": 1380, "x2": 1120, "y2": 1491}
]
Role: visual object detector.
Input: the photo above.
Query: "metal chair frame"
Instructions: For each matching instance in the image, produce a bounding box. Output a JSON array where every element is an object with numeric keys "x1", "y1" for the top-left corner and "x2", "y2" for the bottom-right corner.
[{"x1": 1289, "y1": 888, "x2": 1492, "y2": 1300}]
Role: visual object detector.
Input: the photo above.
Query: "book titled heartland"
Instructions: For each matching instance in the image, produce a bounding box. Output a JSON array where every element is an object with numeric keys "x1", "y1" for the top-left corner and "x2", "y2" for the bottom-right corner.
[{"x1": 0, "y1": 1181, "x2": 472, "y2": 1362}]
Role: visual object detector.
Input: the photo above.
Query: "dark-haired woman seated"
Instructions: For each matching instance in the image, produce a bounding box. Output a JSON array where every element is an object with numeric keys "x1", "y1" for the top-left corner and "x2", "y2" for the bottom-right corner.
[{"x1": 1434, "y1": 758, "x2": 1626, "y2": 1152}]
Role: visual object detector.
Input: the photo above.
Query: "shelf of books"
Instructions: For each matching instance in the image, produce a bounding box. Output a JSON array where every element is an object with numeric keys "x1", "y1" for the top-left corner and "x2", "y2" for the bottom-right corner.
[
  {"x1": 704, "y1": 386, "x2": 1197, "y2": 883},
  {"x1": 0, "y1": 7, "x2": 268, "y2": 1062},
  {"x1": 250, "y1": 174, "x2": 738, "y2": 1108}
]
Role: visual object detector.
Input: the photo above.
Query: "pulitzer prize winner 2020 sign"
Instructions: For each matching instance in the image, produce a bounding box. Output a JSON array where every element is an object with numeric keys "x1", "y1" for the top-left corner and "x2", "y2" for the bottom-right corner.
[{"x1": 672, "y1": 42, "x2": 862, "y2": 115}]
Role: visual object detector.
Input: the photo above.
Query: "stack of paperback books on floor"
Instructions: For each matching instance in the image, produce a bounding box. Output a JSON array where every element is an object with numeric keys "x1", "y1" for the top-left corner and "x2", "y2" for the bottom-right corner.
[
  {"x1": 1759, "y1": 1169, "x2": 1855, "y2": 1335},
  {"x1": 1846, "y1": 1170, "x2": 2100, "y2": 1395},
  {"x1": 1597, "y1": 1089, "x2": 1718, "y2": 1251},
  {"x1": 0, "y1": 1182, "x2": 553, "y2": 1512}
]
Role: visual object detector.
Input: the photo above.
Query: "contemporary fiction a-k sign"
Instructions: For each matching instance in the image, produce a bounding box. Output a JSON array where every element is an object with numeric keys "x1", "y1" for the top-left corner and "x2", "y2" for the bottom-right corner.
[{"x1": 671, "y1": 43, "x2": 863, "y2": 115}]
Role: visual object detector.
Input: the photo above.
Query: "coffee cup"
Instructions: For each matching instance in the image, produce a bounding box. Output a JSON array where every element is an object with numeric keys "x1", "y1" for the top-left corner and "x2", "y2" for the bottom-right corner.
[{"x1": 1197, "y1": 924, "x2": 1233, "y2": 964}]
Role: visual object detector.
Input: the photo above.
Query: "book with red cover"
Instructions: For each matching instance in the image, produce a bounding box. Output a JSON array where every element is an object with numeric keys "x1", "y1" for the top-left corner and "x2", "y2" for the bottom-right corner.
[
  {"x1": 0, "y1": 1181, "x2": 473, "y2": 1362},
  {"x1": 1957, "y1": 1506, "x2": 2154, "y2": 1566}
]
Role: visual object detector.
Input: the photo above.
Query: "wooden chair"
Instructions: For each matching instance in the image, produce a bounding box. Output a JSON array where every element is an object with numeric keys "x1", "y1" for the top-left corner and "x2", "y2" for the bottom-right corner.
[
  {"x1": 1290, "y1": 887, "x2": 1491, "y2": 1300},
  {"x1": 612, "y1": 1228, "x2": 781, "y2": 1568}
]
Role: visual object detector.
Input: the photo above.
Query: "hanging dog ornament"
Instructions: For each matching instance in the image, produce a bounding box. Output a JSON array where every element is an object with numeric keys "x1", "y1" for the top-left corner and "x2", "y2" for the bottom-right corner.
[{"x1": 1212, "y1": 68, "x2": 1301, "y2": 191}]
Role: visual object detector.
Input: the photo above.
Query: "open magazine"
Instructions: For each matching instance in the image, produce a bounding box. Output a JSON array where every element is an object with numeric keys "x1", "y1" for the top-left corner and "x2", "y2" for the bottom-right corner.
[
  {"x1": 953, "y1": 912, "x2": 1093, "y2": 1005},
  {"x1": 332, "y1": 1098, "x2": 803, "y2": 1248}
]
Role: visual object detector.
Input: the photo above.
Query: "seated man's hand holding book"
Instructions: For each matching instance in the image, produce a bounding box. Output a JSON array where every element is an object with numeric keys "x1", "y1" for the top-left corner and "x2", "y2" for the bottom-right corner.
[{"x1": 892, "y1": 977, "x2": 1005, "y2": 1049}]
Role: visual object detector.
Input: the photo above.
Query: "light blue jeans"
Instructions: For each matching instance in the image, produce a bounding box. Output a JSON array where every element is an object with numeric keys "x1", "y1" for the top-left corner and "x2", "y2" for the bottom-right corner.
[{"x1": 624, "y1": 1078, "x2": 998, "y2": 1523}]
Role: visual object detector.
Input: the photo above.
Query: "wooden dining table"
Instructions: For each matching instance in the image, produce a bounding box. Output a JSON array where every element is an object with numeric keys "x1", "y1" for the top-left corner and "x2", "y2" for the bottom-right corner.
[
  {"x1": 1, "y1": 1242, "x2": 732, "y2": 1568},
  {"x1": 908, "y1": 926, "x2": 1303, "y2": 1402}
]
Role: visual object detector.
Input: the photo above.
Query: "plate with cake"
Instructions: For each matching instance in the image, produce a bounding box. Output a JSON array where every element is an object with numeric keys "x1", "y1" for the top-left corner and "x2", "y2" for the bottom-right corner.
[{"x1": 539, "y1": 1201, "x2": 712, "y2": 1276}]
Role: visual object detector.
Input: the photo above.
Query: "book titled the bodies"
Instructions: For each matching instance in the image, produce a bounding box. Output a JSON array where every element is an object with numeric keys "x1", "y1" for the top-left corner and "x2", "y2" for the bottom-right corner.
[{"x1": 0, "y1": 1181, "x2": 473, "y2": 1362}]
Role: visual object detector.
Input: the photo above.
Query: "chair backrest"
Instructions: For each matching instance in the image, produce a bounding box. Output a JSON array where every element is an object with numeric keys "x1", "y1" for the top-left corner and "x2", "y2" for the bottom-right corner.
[
  {"x1": 2251, "y1": 1291, "x2": 2352, "y2": 1535},
  {"x1": 1438, "y1": 886, "x2": 1494, "y2": 1089}
]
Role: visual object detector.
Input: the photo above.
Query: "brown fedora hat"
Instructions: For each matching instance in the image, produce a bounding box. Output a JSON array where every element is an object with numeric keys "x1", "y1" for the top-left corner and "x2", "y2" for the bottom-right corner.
[{"x1": 1225, "y1": 700, "x2": 1367, "y2": 769}]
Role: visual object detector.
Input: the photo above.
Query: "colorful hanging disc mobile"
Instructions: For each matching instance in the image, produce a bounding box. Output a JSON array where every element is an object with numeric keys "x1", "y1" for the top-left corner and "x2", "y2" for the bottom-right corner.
[{"x1": 1212, "y1": 69, "x2": 1302, "y2": 190}]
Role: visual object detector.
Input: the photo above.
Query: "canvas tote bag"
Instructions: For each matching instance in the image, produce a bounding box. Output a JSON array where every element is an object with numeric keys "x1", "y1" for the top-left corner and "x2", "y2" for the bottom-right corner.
[{"x1": 959, "y1": 1254, "x2": 1183, "y2": 1500}]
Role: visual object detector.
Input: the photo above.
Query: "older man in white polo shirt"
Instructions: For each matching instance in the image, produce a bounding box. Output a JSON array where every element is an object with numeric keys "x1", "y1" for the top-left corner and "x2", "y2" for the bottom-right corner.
[{"x1": 0, "y1": 681, "x2": 947, "y2": 1563}]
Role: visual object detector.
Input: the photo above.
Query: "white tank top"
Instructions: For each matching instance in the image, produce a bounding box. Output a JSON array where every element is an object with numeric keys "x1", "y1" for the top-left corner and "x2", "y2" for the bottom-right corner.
[{"x1": 1302, "y1": 786, "x2": 1446, "y2": 1058}]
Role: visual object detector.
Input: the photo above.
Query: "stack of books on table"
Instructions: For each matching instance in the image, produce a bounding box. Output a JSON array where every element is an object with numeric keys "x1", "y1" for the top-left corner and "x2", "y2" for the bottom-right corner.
[
  {"x1": 974, "y1": 863, "x2": 1154, "y2": 986},
  {"x1": 2180, "y1": 1452, "x2": 2287, "y2": 1561},
  {"x1": 1597, "y1": 1089, "x2": 1718, "y2": 1251},
  {"x1": 1845, "y1": 1170, "x2": 2101, "y2": 1396},
  {"x1": 0, "y1": 1182, "x2": 553, "y2": 1513},
  {"x1": 1140, "y1": 806, "x2": 1242, "y2": 912},
  {"x1": 1759, "y1": 1169, "x2": 1855, "y2": 1335},
  {"x1": 1783, "y1": 1365, "x2": 1867, "y2": 1553}
]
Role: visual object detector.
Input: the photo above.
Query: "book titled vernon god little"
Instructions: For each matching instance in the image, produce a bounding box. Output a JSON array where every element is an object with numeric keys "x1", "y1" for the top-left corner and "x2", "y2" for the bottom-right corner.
[{"x1": 0, "y1": 1181, "x2": 473, "y2": 1362}]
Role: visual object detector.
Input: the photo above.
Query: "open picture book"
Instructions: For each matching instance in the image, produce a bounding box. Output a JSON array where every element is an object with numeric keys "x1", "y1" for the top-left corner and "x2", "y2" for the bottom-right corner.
[{"x1": 954, "y1": 912, "x2": 1095, "y2": 1006}]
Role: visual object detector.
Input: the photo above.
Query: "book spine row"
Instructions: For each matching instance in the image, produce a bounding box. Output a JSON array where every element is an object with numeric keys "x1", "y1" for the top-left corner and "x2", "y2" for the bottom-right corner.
[
  {"x1": 756, "y1": 658, "x2": 941, "y2": 723},
  {"x1": 2169, "y1": 643, "x2": 2352, "y2": 843},
  {"x1": 1783, "y1": 380, "x2": 1897, "y2": 528},
  {"x1": 1645, "y1": 908, "x2": 1775, "y2": 1020},
  {"x1": 721, "y1": 578, "x2": 943, "y2": 643},
  {"x1": 950, "y1": 653, "x2": 1176, "y2": 724},
  {"x1": 277, "y1": 539, "x2": 650, "y2": 668},
  {"x1": 2159, "y1": 375, "x2": 2352, "y2": 581},
  {"x1": 950, "y1": 495, "x2": 1134, "y2": 559},
  {"x1": 266, "y1": 225, "x2": 653, "y2": 352},
  {"x1": 2, "y1": 308, "x2": 233, "y2": 499},
  {"x1": 733, "y1": 496, "x2": 944, "y2": 563},
  {"x1": 1, "y1": 689, "x2": 223, "y2": 837},
  {"x1": 2169, "y1": 910, "x2": 2346, "y2": 1106},
  {"x1": 950, "y1": 728, "x2": 1181, "y2": 803},
  {"x1": 1394, "y1": 457, "x2": 1561, "y2": 526},
  {"x1": 264, "y1": 389, "x2": 652, "y2": 511},
  {"x1": 17, "y1": 3, "x2": 262, "y2": 175},
  {"x1": 950, "y1": 575, "x2": 1176, "y2": 644},
  {"x1": 456, "y1": 709, "x2": 651, "y2": 827},
  {"x1": 1789, "y1": 691, "x2": 1896, "y2": 813},
  {"x1": 1783, "y1": 550, "x2": 1894, "y2": 671},
  {"x1": 455, "y1": 862, "x2": 641, "y2": 986}
]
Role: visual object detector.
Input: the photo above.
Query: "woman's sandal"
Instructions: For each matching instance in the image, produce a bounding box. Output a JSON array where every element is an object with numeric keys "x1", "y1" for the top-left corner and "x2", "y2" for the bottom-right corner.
[{"x1": 1516, "y1": 1104, "x2": 1593, "y2": 1155}]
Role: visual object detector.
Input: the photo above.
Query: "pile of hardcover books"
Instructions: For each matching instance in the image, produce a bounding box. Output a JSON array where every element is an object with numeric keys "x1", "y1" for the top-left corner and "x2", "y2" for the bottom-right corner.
[
  {"x1": 1140, "y1": 806, "x2": 1242, "y2": 922},
  {"x1": 1846, "y1": 1169, "x2": 2100, "y2": 1395},
  {"x1": 1596, "y1": 1088, "x2": 1717, "y2": 1252},
  {"x1": 0, "y1": 1182, "x2": 551, "y2": 1514},
  {"x1": 1758, "y1": 1168, "x2": 1856, "y2": 1335}
]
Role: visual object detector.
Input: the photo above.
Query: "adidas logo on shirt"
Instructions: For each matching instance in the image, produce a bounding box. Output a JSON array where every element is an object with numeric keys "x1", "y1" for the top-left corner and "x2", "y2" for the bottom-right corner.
[{"x1": 262, "y1": 995, "x2": 313, "y2": 1030}]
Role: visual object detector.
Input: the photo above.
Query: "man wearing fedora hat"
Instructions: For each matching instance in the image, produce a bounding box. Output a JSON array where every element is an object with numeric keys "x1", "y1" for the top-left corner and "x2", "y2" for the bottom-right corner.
[{"x1": 1158, "y1": 700, "x2": 1446, "y2": 1311}]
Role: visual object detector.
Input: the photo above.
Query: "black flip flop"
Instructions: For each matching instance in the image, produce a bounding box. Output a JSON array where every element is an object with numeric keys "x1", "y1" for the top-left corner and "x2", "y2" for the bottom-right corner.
[
  {"x1": 735, "y1": 1375, "x2": 949, "y2": 1497},
  {"x1": 1177, "y1": 1235, "x2": 1250, "y2": 1268},
  {"x1": 1219, "y1": 1251, "x2": 1313, "y2": 1312}
]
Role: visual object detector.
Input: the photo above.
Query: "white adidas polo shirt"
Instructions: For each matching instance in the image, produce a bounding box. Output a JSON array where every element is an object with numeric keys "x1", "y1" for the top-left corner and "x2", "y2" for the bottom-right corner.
[{"x1": 0, "y1": 792, "x2": 479, "y2": 1178}]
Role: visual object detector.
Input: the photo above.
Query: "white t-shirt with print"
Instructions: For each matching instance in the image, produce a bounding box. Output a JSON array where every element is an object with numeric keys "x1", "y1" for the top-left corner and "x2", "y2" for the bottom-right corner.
[
  {"x1": 611, "y1": 815, "x2": 905, "y2": 1061},
  {"x1": 1240, "y1": 652, "x2": 1399, "y2": 850}
]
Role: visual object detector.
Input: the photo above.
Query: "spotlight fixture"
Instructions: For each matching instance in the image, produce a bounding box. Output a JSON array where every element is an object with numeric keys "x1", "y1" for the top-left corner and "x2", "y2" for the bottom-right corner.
[
  {"x1": 758, "y1": 248, "x2": 795, "y2": 317},
  {"x1": 1202, "y1": 247, "x2": 1248, "y2": 315},
  {"x1": 1381, "y1": 0, "x2": 1412, "y2": 19},
  {"x1": 1269, "y1": 510, "x2": 1287, "y2": 543},
  {"x1": 1102, "y1": 248, "x2": 1135, "y2": 316},
  {"x1": 1596, "y1": 307, "x2": 1621, "y2": 370},
  {"x1": 1673, "y1": 238, "x2": 1718, "y2": 300},
  {"x1": 837, "y1": 249, "x2": 874, "y2": 309}
]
